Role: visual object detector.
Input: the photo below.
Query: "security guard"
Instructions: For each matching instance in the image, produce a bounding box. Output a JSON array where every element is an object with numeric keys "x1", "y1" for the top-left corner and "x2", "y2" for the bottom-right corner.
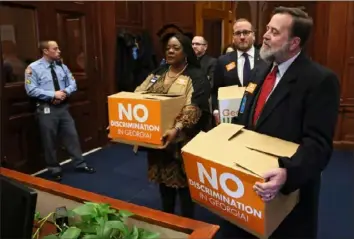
[{"x1": 24, "y1": 40, "x2": 95, "y2": 181}]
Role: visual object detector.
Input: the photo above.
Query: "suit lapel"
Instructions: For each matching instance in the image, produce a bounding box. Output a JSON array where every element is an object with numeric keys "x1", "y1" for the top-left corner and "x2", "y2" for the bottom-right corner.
[
  {"x1": 254, "y1": 48, "x2": 262, "y2": 68},
  {"x1": 247, "y1": 62, "x2": 273, "y2": 127},
  {"x1": 228, "y1": 51, "x2": 240, "y2": 85},
  {"x1": 255, "y1": 56, "x2": 302, "y2": 129}
]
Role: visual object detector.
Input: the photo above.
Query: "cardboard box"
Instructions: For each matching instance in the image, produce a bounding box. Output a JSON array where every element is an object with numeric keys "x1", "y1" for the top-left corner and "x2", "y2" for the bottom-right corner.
[
  {"x1": 108, "y1": 91, "x2": 185, "y2": 148},
  {"x1": 218, "y1": 86, "x2": 246, "y2": 123},
  {"x1": 181, "y1": 123, "x2": 300, "y2": 238}
]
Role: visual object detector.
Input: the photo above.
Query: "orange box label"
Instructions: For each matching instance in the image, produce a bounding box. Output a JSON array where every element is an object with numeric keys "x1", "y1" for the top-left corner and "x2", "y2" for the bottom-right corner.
[
  {"x1": 183, "y1": 154, "x2": 266, "y2": 235},
  {"x1": 108, "y1": 97, "x2": 162, "y2": 145}
]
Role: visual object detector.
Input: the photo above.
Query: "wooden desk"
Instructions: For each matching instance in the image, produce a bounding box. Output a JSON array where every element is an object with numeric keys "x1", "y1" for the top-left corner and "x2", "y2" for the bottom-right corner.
[{"x1": 1, "y1": 167, "x2": 219, "y2": 238}]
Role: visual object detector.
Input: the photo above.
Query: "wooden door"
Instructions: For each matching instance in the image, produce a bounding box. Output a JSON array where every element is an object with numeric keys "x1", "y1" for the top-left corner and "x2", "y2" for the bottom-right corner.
[
  {"x1": 0, "y1": 1, "x2": 101, "y2": 174},
  {"x1": 195, "y1": 1, "x2": 234, "y2": 56}
]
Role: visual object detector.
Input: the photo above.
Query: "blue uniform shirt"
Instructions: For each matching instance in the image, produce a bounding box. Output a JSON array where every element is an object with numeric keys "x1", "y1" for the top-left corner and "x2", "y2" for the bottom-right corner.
[{"x1": 24, "y1": 57, "x2": 77, "y2": 102}]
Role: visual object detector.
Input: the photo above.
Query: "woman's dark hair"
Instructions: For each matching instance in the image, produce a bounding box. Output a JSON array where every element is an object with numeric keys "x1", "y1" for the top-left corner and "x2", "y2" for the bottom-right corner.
[{"x1": 166, "y1": 33, "x2": 200, "y2": 68}]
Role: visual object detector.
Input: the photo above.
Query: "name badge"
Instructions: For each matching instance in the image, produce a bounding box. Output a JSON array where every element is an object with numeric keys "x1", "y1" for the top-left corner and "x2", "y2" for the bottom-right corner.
[
  {"x1": 246, "y1": 82, "x2": 257, "y2": 94},
  {"x1": 239, "y1": 95, "x2": 247, "y2": 114},
  {"x1": 177, "y1": 78, "x2": 187, "y2": 85},
  {"x1": 226, "y1": 62, "x2": 236, "y2": 71},
  {"x1": 150, "y1": 76, "x2": 158, "y2": 83},
  {"x1": 44, "y1": 107, "x2": 50, "y2": 114}
]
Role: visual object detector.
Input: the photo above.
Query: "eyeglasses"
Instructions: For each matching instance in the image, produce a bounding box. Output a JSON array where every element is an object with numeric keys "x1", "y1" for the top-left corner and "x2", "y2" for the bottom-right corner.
[{"x1": 233, "y1": 30, "x2": 253, "y2": 37}]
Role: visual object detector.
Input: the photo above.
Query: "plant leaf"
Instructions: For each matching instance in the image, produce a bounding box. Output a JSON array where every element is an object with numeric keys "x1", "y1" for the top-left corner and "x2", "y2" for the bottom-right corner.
[
  {"x1": 72, "y1": 204, "x2": 97, "y2": 218},
  {"x1": 60, "y1": 227, "x2": 81, "y2": 239},
  {"x1": 42, "y1": 235, "x2": 59, "y2": 239},
  {"x1": 118, "y1": 210, "x2": 134, "y2": 218},
  {"x1": 81, "y1": 235, "x2": 99, "y2": 239},
  {"x1": 140, "y1": 231, "x2": 160, "y2": 239},
  {"x1": 105, "y1": 221, "x2": 125, "y2": 230},
  {"x1": 130, "y1": 226, "x2": 139, "y2": 239},
  {"x1": 34, "y1": 211, "x2": 41, "y2": 220},
  {"x1": 74, "y1": 222, "x2": 97, "y2": 234}
]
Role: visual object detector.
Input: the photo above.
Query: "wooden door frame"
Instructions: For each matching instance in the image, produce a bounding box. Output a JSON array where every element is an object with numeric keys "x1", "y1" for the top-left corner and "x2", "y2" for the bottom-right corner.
[
  {"x1": 0, "y1": 42, "x2": 3, "y2": 163},
  {"x1": 195, "y1": 2, "x2": 234, "y2": 52}
]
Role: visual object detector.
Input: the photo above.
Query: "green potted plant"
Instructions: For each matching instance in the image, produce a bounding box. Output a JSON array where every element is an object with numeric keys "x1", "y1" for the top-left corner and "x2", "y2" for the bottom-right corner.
[{"x1": 33, "y1": 202, "x2": 160, "y2": 239}]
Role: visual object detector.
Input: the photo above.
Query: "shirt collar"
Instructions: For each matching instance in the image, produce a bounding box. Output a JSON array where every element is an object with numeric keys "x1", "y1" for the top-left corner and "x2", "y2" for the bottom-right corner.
[
  {"x1": 237, "y1": 46, "x2": 255, "y2": 59},
  {"x1": 277, "y1": 51, "x2": 301, "y2": 78},
  {"x1": 40, "y1": 57, "x2": 55, "y2": 68}
]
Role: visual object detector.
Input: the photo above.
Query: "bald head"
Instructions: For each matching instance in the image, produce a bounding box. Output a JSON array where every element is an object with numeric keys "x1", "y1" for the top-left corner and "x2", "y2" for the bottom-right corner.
[
  {"x1": 39, "y1": 40, "x2": 61, "y2": 61},
  {"x1": 192, "y1": 36, "x2": 208, "y2": 57}
]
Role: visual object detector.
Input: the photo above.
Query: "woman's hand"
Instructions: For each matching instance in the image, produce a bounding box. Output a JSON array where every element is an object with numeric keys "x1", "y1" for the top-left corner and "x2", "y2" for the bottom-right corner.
[{"x1": 161, "y1": 128, "x2": 179, "y2": 148}]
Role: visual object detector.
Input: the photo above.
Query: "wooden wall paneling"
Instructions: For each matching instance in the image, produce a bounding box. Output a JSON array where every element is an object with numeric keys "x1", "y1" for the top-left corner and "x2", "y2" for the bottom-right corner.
[
  {"x1": 144, "y1": 1, "x2": 196, "y2": 60},
  {"x1": 163, "y1": 1, "x2": 195, "y2": 33},
  {"x1": 320, "y1": 1, "x2": 354, "y2": 149},
  {"x1": 196, "y1": 1, "x2": 234, "y2": 55},
  {"x1": 116, "y1": 1, "x2": 144, "y2": 29},
  {"x1": 49, "y1": 2, "x2": 100, "y2": 157},
  {"x1": 95, "y1": 1, "x2": 116, "y2": 145},
  {"x1": 143, "y1": 1, "x2": 164, "y2": 60},
  {"x1": 0, "y1": 1, "x2": 50, "y2": 173},
  {"x1": 0, "y1": 38, "x2": 3, "y2": 165},
  {"x1": 342, "y1": 1, "x2": 354, "y2": 105}
]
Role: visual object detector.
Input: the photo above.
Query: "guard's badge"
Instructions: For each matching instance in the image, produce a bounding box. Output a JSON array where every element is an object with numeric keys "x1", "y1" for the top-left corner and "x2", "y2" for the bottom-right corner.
[
  {"x1": 25, "y1": 79, "x2": 31, "y2": 84},
  {"x1": 25, "y1": 67, "x2": 32, "y2": 75}
]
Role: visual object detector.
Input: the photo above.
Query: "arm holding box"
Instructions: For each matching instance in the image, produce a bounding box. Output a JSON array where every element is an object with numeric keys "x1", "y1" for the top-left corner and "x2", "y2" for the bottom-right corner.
[
  {"x1": 174, "y1": 68, "x2": 211, "y2": 131},
  {"x1": 278, "y1": 73, "x2": 340, "y2": 194}
]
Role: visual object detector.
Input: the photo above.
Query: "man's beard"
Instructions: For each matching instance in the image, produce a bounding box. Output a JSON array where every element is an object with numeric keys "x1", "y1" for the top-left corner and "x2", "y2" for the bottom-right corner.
[
  {"x1": 236, "y1": 42, "x2": 252, "y2": 51},
  {"x1": 260, "y1": 42, "x2": 290, "y2": 63}
]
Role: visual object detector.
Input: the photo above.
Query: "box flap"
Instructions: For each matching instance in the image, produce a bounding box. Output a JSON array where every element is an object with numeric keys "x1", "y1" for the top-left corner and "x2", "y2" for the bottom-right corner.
[
  {"x1": 182, "y1": 132, "x2": 238, "y2": 168},
  {"x1": 182, "y1": 130, "x2": 276, "y2": 178},
  {"x1": 206, "y1": 123, "x2": 245, "y2": 141},
  {"x1": 108, "y1": 91, "x2": 183, "y2": 101},
  {"x1": 242, "y1": 129, "x2": 299, "y2": 158},
  {"x1": 218, "y1": 86, "x2": 245, "y2": 100},
  {"x1": 182, "y1": 123, "x2": 298, "y2": 178},
  {"x1": 232, "y1": 147, "x2": 280, "y2": 177}
]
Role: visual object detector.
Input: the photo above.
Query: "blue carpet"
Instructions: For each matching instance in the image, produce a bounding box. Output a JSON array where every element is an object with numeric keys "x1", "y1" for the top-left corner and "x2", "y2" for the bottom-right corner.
[{"x1": 37, "y1": 144, "x2": 353, "y2": 238}]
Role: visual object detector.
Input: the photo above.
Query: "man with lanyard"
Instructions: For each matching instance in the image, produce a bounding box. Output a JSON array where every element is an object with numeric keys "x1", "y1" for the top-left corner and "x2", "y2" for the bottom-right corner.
[
  {"x1": 212, "y1": 19, "x2": 262, "y2": 123},
  {"x1": 24, "y1": 40, "x2": 95, "y2": 181}
]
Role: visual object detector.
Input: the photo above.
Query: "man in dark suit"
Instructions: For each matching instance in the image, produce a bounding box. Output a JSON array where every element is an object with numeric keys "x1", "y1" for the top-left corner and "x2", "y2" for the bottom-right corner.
[
  {"x1": 192, "y1": 36, "x2": 217, "y2": 129},
  {"x1": 192, "y1": 36, "x2": 217, "y2": 88},
  {"x1": 223, "y1": 6, "x2": 340, "y2": 239},
  {"x1": 212, "y1": 18, "x2": 262, "y2": 111}
]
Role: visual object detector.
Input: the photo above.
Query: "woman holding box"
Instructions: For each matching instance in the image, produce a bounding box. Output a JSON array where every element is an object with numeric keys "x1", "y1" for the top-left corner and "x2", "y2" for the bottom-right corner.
[{"x1": 135, "y1": 33, "x2": 211, "y2": 218}]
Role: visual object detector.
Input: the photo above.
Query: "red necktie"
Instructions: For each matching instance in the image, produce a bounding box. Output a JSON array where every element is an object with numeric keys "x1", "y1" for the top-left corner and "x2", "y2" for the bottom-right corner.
[{"x1": 253, "y1": 65, "x2": 278, "y2": 125}]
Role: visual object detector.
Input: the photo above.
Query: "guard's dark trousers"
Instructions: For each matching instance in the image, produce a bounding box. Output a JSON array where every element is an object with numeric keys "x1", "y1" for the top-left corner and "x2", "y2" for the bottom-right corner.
[{"x1": 37, "y1": 103, "x2": 87, "y2": 174}]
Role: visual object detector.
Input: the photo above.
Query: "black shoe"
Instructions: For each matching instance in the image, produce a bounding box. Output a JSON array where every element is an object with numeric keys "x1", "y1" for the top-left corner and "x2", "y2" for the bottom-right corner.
[
  {"x1": 75, "y1": 166, "x2": 95, "y2": 174},
  {"x1": 51, "y1": 172, "x2": 63, "y2": 182}
]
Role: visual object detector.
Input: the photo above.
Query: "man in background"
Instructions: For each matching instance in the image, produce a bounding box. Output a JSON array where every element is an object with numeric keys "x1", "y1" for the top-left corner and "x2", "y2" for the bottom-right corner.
[
  {"x1": 24, "y1": 40, "x2": 95, "y2": 181},
  {"x1": 212, "y1": 18, "x2": 262, "y2": 111},
  {"x1": 192, "y1": 36, "x2": 217, "y2": 88}
]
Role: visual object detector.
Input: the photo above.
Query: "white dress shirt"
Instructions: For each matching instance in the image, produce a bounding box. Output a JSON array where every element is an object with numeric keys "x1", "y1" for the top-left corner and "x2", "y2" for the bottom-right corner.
[{"x1": 237, "y1": 46, "x2": 255, "y2": 86}]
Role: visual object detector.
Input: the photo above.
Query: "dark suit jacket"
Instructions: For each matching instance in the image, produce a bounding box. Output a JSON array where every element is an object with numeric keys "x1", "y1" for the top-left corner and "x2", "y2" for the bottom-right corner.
[
  {"x1": 212, "y1": 48, "x2": 262, "y2": 110},
  {"x1": 213, "y1": 48, "x2": 261, "y2": 89},
  {"x1": 234, "y1": 52, "x2": 340, "y2": 238},
  {"x1": 198, "y1": 54, "x2": 217, "y2": 88}
]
